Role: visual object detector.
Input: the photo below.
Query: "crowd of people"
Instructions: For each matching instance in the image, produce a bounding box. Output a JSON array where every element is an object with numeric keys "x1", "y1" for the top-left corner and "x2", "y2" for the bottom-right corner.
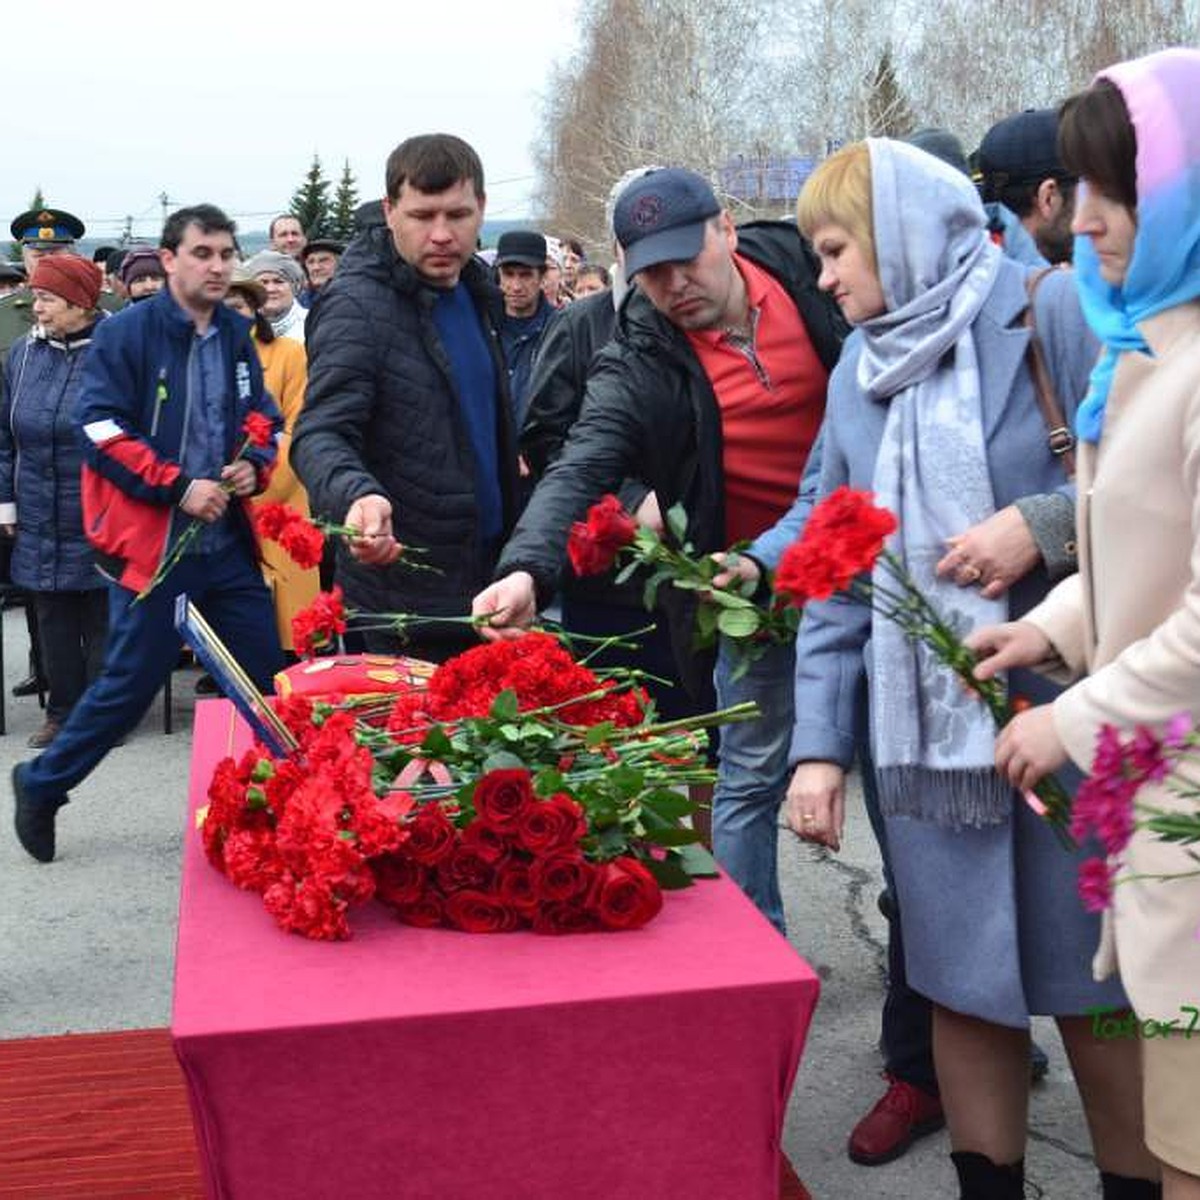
[{"x1": 4, "y1": 44, "x2": 1199, "y2": 1200}]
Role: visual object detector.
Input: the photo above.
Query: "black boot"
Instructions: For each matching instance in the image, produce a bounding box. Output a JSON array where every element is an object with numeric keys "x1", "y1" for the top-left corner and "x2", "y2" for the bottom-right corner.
[
  {"x1": 1100, "y1": 1172, "x2": 1163, "y2": 1199},
  {"x1": 951, "y1": 1151, "x2": 1025, "y2": 1199}
]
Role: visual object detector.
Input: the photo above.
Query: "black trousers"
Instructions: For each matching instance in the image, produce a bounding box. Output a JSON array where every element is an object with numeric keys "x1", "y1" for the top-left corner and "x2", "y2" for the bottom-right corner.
[{"x1": 33, "y1": 589, "x2": 109, "y2": 723}]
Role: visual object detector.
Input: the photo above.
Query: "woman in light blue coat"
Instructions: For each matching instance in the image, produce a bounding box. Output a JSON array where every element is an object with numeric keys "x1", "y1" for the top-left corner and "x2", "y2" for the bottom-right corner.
[{"x1": 784, "y1": 141, "x2": 1156, "y2": 1198}]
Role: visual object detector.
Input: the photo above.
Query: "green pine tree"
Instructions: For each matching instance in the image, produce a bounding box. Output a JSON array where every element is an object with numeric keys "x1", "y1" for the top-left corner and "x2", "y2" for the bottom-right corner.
[
  {"x1": 865, "y1": 46, "x2": 916, "y2": 139},
  {"x1": 290, "y1": 155, "x2": 331, "y2": 239},
  {"x1": 329, "y1": 160, "x2": 359, "y2": 242}
]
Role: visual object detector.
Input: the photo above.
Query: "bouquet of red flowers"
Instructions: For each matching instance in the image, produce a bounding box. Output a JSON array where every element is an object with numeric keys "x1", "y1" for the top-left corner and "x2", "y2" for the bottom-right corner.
[
  {"x1": 774, "y1": 486, "x2": 1074, "y2": 843},
  {"x1": 201, "y1": 631, "x2": 756, "y2": 939},
  {"x1": 567, "y1": 494, "x2": 799, "y2": 676}
]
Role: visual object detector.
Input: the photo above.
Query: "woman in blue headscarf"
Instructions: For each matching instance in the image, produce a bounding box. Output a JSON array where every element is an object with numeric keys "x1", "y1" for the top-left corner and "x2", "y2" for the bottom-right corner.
[
  {"x1": 787, "y1": 137, "x2": 1155, "y2": 1198},
  {"x1": 971, "y1": 48, "x2": 1200, "y2": 1197}
]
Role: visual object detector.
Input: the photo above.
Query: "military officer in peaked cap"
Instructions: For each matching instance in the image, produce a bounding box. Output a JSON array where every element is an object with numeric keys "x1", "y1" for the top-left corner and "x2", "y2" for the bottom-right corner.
[{"x1": 1, "y1": 207, "x2": 122, "y2": 354}]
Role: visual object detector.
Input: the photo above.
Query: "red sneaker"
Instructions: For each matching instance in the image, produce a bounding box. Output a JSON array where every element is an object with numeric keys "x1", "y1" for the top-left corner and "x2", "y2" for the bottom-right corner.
[{"x1": 847, "y1": 1072, "x2": 945, "y2": 1166}]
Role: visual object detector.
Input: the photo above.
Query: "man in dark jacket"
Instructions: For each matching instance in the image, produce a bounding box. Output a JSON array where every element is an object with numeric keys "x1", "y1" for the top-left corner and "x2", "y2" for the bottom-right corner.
[
  {"x1": 291, "y1": 134, "x2": 519, "y2": 659},
  {"x1": 494, "y1": 229, "x2": 554, "y2": 427},
  {"x1": 474, "y1": 168, "x2": 843, "y2": 918},
  {"x1": 11, "y1": 204, "x2": 284, "y2": 864}
]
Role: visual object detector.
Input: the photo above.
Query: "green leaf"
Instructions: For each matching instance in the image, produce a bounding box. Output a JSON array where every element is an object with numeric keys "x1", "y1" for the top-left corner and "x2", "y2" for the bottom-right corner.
[
  {"x1": 498, "y1": 723, "x2": 522, "y2": 742},
  {"x1": 646, "y1": 854, "x2": 695, "y2": 890},
  {"x1": 480, "y1": 750, "x2": 526, "y2": 773},
  {"x1": 584, "y1": 722, "x2": 616, "y2": 748},
  {"x1": 717, "y1": 607, "x2": 762, "y2": 638},
  {"x1": 640, "y1": 790, "x2": 693, "y2": 820},
  {"x1": 695, "y1": 602, "x2": 719, "y2": 640},
  {"x1": 614, "y1": 559, "x2": 640, "y2": 585},
  {"x1": 489, "y1": 689, "x2": 520, "y2": 722},
  {"x1": 641, "y1": 827, "x2": 703, "y2": 847},
  {"x1": 420, "y1": 726, "x2": 454, "y2": 759},
  {"x1": 677, "y1": 843, "x2": 721, "y2": 877},
  {"x1": 666, "y1": 503, "x2": 689, "y2": 543},
  {"x1": 533, "y1": 767, "x2": 564, "y2": 794}
]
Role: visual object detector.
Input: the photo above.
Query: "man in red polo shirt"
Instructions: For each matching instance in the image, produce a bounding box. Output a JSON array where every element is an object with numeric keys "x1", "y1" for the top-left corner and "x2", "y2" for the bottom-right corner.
[{"x1": 474, "y1": 168, "x2": 840, "y2": 934}]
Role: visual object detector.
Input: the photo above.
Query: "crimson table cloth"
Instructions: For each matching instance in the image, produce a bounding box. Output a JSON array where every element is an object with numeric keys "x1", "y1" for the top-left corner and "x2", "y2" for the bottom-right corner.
[{"x1": 172, "y1": 701, "x2": 820, "y2": 1200}]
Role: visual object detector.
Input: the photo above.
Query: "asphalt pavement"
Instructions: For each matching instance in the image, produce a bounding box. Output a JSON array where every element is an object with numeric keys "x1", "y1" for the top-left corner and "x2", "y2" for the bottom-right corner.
[{"x1": 0, "y1": 607, "x2": 1105, "y2": 1199}]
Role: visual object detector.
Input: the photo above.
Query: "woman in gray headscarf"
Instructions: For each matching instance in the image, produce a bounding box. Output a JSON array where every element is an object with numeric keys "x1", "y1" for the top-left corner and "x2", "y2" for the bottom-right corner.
[{"x1": 784, "y1": 141, "x2": 1157, "y2": 1198}]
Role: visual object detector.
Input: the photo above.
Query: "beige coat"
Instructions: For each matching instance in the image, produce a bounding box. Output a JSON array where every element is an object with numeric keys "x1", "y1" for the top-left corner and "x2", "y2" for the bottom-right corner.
[{"x1": 1026, "y1": 301, "x2": 1200, "y2": 1024}]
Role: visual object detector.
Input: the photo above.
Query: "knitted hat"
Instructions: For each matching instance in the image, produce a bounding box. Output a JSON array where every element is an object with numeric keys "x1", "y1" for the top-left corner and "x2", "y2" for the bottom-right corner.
[
  {"x1": 29, "y1": 253, "x2": 102, "y2": 310},
  {"x1": 243, "y1": 249, "x2": 304, "y2": 288},
  {"x1": 118, "y1": 247, "x2": 165, "y2": 287}
]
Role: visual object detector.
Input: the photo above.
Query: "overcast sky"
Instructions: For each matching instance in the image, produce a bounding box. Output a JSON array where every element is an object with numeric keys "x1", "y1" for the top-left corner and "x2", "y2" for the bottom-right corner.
[{"x1": 2, "y1": 0, "x2": 581, "y2": 241}]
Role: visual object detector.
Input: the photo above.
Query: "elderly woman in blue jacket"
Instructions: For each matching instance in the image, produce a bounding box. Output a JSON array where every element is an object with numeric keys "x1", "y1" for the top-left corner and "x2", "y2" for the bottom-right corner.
[
  {"x1": 783, "y1": 141, "x2": 1158, "y2": 1198},
  {"x1": 0, "y1": 254, "x2": 108, "y2": 749}
]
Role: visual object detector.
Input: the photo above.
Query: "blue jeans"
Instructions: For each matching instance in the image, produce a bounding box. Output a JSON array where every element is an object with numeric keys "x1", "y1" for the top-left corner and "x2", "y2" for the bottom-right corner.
[
  {"x1": 20, "y1": 549, "x2": 282, "y2": 804},
  {"x1": 712, "y1": 636, "x2": 796, "y2": 934}
]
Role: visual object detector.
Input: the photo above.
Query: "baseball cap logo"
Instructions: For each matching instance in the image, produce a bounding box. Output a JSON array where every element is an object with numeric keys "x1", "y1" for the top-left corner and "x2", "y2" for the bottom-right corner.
[{"x1": 631, "y1": 194, "x2": 663, "y2": 229}]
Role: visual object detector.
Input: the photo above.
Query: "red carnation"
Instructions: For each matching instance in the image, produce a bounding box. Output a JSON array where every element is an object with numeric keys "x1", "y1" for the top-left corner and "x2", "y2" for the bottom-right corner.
[
  {"x1": 567, "y1": 494, "x2": 637, "y2": 577},
  {"x1": 774, "y1": 487, "x2": 897, "y2": 604},
  {"x1": 254, "y1": 501, "x2": 297, "y2": 541},
  {"x1": 291, "y1": 587, "x2": 347, "y2": 658},
  {"x1": 591, "y1": 856, "x2": 663, "y2": 930},
  {"x1": 243, "y1": 411, "x2": 275, "y2": 448},
  {"x1": 278, "y1": 517, "x2": 326, "y2": 569}
]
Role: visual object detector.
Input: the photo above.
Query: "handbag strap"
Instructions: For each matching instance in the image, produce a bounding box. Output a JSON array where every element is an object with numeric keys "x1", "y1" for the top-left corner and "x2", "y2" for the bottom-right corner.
[{"x1": 1023, "y1": 266, "x2": 1076, "y2": 479}]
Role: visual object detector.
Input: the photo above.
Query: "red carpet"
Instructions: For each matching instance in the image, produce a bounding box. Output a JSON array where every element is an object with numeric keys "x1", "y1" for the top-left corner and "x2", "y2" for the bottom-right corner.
[
  {"x1": 0, "y1": 1028, "x2": 203, "y2": 1198},
  {"x1": 0, "y1": 1027, "x2": 811, "y2": 1199}
]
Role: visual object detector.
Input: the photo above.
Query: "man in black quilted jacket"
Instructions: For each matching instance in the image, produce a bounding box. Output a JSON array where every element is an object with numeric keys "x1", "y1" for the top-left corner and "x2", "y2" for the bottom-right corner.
[{"x1": 291, "y1": 134, "x2": 519, "y2": 660}]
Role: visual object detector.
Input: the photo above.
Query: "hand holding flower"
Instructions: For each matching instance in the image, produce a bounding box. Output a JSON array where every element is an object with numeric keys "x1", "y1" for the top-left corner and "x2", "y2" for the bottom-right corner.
[
  {"x1": 345, "y1": 494, "x2": 404, "y2": 565},
  {"x1": 995, "y1": 704, "x2": 1069, "y2": 791},
  {"x1": 965, "y1": 619, "x2": 1055, "y2": 681},
  {"x1": 221, "y1": 459, "x2": 258, "y2": 498}
]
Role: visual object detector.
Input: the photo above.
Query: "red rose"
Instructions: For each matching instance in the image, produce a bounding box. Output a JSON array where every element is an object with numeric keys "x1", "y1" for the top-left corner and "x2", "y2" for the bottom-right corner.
[
  {"x1": 472, "y1": 768, "x2": 535, "y2": 831},
  {"x1": 495, "y1": 860, "x2": 538, "y2": 914},
  {"x1": 372, "y1": 853, "x2": 429, "y2": 908},
  {"x1": 517, "y1": 793, "x2": 587, "y2": 855},
  {"x1": 396, "y1": 894, "x2": 445, "y2": 928},
  {"x1": 462, "y1": 820, "x2": 512, "y2": 865},
  {"x1": 444, "y1": 889, "x2": 520, "y2": 933},
  {"x1": 533, "y1": 900, "x2": 599, "y2": 935},
  {"x1": 530, "y1": 852, "x2": 594, "y2": 902},
  {"x1": 566, "y1": 494, "x2": 637, "y2": 577},
  {"x1": 591, "y1": 856, "x2": 663, "y2": 930},
  {"x1": 242, "y1": 411, "x2": 275, "y2": 448},
  {"x1": 404, "y1": 804, "x2": 457, "y2": 865},
  {"x1": 436, "y1": 840, "x2": 495, "y2": 893}
]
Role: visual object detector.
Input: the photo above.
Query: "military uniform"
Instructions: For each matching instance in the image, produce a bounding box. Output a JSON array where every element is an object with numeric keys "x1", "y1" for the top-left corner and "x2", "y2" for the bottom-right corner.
[{"x1": 2, "y1": 209, "x2": 120, "y2": 355}]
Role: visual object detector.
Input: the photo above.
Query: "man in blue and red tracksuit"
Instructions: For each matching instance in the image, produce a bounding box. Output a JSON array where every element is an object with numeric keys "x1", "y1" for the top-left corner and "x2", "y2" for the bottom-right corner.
[{"x1": 12, "y1": 204, "x2": 285, "y2": 863}]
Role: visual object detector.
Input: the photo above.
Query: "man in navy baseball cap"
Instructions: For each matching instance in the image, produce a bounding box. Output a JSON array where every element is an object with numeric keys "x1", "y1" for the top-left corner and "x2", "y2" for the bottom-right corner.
[{"x1": 612, "y1": 168, "x2": 722, "y2": 279}]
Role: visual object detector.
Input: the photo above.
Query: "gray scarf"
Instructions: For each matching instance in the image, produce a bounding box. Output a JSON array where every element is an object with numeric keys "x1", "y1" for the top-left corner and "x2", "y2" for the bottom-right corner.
[{"x1": 861, "y1": 139, "x2": 1011, "y2": 828}]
